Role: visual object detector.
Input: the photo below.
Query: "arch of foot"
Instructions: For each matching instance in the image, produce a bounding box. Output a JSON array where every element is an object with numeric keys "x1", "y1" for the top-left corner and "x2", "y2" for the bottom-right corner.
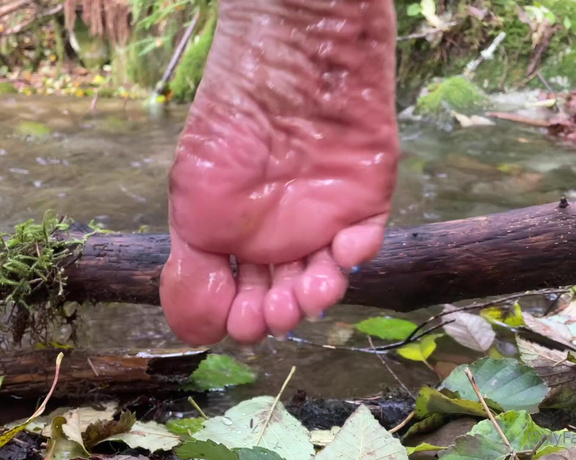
[{"x1": 159, "y1": 0, "x2": 399, "y2": 346}]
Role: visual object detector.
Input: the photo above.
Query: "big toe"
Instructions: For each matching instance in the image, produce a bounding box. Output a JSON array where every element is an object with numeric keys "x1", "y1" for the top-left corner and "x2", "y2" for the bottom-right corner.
[
  {"x1": 295, "y1": 248, "x2": 348, "y2": 319},
  {"x1": 160, "y1": 232, "x2": 236, "y2": 346},
  {"x1": 332, "y1": 214, "x2": 388, "y2": 269}
]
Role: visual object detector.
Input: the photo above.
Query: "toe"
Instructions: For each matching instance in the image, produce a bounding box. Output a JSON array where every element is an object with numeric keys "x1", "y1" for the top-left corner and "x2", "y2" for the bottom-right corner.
[
  {"x1": 331, "y1": 213, "x2": 388, "y2": 269},
  {"x1": 227, "y1": 263, "x2": 271, "y2": 344},
  {"x1": 264, "y1": 261, "x2": 304, "y2": 338},
  {"x1": 295, "y1": 248, "x2": 348, "y2": 319},
  {"x1": 160, "y1": 230, "x2": 236, "y2": 346}
]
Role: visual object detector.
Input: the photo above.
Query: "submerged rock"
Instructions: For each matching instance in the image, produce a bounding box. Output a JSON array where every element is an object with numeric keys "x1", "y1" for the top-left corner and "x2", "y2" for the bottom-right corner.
[{"x1": 0, "y1": 82, "x2": 17, "y2": 95}]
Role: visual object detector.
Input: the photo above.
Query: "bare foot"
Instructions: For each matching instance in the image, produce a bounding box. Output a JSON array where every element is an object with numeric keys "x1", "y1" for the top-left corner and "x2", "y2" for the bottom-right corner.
[{"x1": 160, "y1": 0, "x2": 399, "y2": 346}]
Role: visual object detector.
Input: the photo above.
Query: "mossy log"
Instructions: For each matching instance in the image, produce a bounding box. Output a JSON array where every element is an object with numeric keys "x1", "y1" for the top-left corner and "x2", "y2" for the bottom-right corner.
[
  {"x1": 42, "y1": 199, "x2": 575, "y2": 310},
  {"x1": 0, "y1": 348, "x2": 207, "y2": 398}
]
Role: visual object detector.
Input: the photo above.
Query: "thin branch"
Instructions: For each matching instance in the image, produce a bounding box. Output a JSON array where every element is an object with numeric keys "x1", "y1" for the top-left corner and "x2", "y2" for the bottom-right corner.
[
  {"x1": 367, "y1": 335, "x2": 415, "y2": 400},
  {"x1": 464, "y1": 368, "x2": 519, "y2": 460},
  {"x1": 0, "y1": 0, "x2": 31, "y2": 19}
]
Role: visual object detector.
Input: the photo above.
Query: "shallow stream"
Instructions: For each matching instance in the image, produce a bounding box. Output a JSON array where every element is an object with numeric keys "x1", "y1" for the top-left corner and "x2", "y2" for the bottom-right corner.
[{"x1": 1, "y1": 94, "x2": 575, "y2": 413}]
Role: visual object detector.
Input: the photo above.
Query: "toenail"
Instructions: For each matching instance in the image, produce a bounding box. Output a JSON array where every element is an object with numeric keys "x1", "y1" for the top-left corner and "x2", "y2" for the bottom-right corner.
[
  {"x1": 274, "y1": 333, "x2": 288, "y2": 342},
  {"x1": 350, "y1": 265, "x2": 360, "y2": 274}
]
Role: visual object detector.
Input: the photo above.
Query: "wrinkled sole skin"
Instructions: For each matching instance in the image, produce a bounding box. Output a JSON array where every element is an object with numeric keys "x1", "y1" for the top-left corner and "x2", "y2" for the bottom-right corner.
[{"x1": 160, "y1": 0, "x2": 399, "y2": 346}]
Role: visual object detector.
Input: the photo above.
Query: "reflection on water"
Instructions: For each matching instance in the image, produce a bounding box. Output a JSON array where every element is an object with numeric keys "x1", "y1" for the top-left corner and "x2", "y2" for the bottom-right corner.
[{"x1": 1, "y1": 94, "x2": 575, "y2": 400}]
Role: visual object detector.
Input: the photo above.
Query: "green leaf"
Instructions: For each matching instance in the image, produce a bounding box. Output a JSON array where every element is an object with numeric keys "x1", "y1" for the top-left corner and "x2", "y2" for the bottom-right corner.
[
  {"x1": 314, "y1": 405, "x2": 408, "y2": 460},
  {"x1": 355, "y1": 317, "x2": 417, "y2": 341},
  {"x1": 166, "y1": 418, "x2": 204, "y2": 437},
  {"x1": 402, "y1": 413, "x2": 446, "y2": 441},
  {"x1": 191, "y1": 354, "x2": 257, "y2": 391},
  {"x1": 407, "y1": 2, "x2": 422, "y2": 16},
  {"x1": 45, "y1": 416, "x2": 90, "y2": 460},
  {"x1": 441, "y1": 358, "x2": 548, "y2": 413},
  {"x1": 441, "y1": 411, "x2": 576, "y2": 459},
  {"x1": 236, "y1": 447, "x2": 287, "y2": 460},
  {"x1": 0, "y1": 376, "x2": 3, "y2": 389},
  {"x1": 481, "y1": 303, "x2": 524, "y2": 328},
  {"x1": 564, "y1": 17, "x2": 572, "y2": 29},
  {"x1": 176, "y1": 439, "x2": 238, "y2": 460},
  {"x1": 415, "y1": 387, "x2": 488, "y2": 418},
  {"x1": 406, "y1": 443, "x2": 445, "y2": 455},
  {"x1": 193, "y1": 396, "x2": 314, "y2": 460},
  {"x1": 397, "y1": 334, "x2": 443, "y2": 362}
]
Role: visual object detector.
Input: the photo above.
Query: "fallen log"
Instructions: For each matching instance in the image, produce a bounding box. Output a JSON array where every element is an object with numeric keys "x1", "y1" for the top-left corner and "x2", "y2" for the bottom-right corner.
[
  {"x1": 52, "y1": 199, "x2": 575, "y2": 311},
  {"x1": 0, "y1": 347, "x2": 207, "y2": 398}
]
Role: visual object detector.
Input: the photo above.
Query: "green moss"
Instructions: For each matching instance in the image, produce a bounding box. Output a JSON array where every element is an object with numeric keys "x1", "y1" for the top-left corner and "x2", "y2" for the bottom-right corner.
[
  {"x1": 415, "y1": 76, "x2": 491, "y2": 116},
  {"x1": 170, "y1": 6, "x2": 217, "y2": 103},
  {"x1": 0, "y1": 82, "x2": 17, "y2": 95},
  {"x1": 0, "y1": 213, "x2": 96, "y2": 344},
  {"x1": 16, "y1": 121, "x2": 52, "y2": 139},
  {"x1": 73, "y1": 20, "x2": 111, "y2": 70}
]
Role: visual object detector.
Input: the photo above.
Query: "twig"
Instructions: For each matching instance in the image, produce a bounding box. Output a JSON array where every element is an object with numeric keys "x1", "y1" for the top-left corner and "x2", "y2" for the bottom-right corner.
[
  {"x1": 464, "y1": 368, "x2": 519, "y2": 460},
  {"x1": 389, "y1": 411, "x2": 415, "y2": 434},
  {"x1": 367, "y1": 336, "x2": 415, "y2": 400},
  {"x1": 188, "y1": 396, "x2": 208, "y2": 420},
  {"x1": 527, "y1": 434, "x2": 547, "y2": 459},
  {"x1": 256, "y1": 366, "x2": 296, "y2": 445},
  {"x1": 464, "y1": 32, "x2": 507, "y2": 77}
]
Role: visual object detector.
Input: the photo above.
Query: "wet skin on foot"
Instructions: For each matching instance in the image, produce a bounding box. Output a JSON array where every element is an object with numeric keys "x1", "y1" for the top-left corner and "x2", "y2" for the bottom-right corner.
[{"x1": 160, "y1": 0, "x2": 399, "y2": 346}]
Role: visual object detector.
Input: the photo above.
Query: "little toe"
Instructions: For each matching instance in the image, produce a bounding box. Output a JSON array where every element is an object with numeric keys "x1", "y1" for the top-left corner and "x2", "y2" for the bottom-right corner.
[
  {"x1": 160, "y1": 230, "x2": 236, "y2": 346},
  {"x1": 332, "y1": 213, "x2": 388, "y2": 269},
  {"x1": 264, "y1": 261, "x2": 304, "y2": 338},
  {"x1": 227, "y1": 263, "x2": 271, "y2": 344},
  {"x1": 295, "y1": 248, "x2": 348, "y2": 319}
]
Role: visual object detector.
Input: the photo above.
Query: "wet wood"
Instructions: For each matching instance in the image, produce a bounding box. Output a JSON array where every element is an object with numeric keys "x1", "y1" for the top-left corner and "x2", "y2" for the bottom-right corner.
[
  {"x1": 56, "y1": 199, "x2": 576, "y2": 311},
  {"x1": 4, "y1": 199, "x2": 576, "y2": 312},
  {"x1": 0, "y1": 348, "x2": 207, "y2": 398}
]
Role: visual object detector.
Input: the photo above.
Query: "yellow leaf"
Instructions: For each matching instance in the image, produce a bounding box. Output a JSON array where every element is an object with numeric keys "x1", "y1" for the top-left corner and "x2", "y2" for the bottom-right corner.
[{"x1": 397, "y1": 334, "x2": 443, "y2": 362}]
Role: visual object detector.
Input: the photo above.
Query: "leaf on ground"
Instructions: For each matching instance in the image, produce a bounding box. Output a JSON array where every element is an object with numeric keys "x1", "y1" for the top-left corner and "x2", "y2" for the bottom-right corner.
[
  {"x1": 314, "y1": 405, "x2": 408, "y2": 460},
  {"x1": 193, "y1": 396, "x2": 314, "y2": 460},
  {"x1": 102, "y1": 420, "x2": 180, "y2": 452},
  {"x1": 442, "y1": 306, "x2": 495, "y2": 352},
  {"x1": 191, "y1": 354, "x2": 257, "y2": 391},
  {"x1": 402, "y1": 414, "x2": 446, "y2": 441},
  {"x1": 415, "y1": 387, "x2": 488, "y2": 418},
  {"x1": 355, "y1": 317, "x2": 418, "y2": 341},
  {"x1": 61, "y1": 411, "x2": 88, "y2": 450},
  {"x1": 517, "y1": 337, "x2": 576, "y2": 409},
  {"x1": 440, "y1": 357, "x2": 547, "y2": 413},
  {"x1": 41, "y1": 402, "x2": 118, "y2": 437},
  {"x1": 522, "y1": 312, "x2": 575, "y2": 349},
  {"x1": 0, "y1": 352, "x2": 63, "y2": 449},
  {"x1": 83, "y1": 410, "x2": 135, "y2": 449},
  {"x1": 440, "y1": 411, "x2": 576, "y2": 459},
  {"x1": 45, "y1": 416, "x2": 90, "y2": 460},
  {"x1": 406, "y1": 443, "x2": 445, "y2": 455},
  {"x1": 397, "y1": 334, "x2": 443, "y2": 362},
  {"x1": 481, "y1": 303, "x2": 524, "y2": 328},
  {"x1": 166, "y1": 418, "x2": 204, "y2": 437},
  {"x1": 236, "y1": 447, "x2": 286, "y2": 460},
  {"x1": 175, "y1": 439, "x2": 238, "y2": 460}
]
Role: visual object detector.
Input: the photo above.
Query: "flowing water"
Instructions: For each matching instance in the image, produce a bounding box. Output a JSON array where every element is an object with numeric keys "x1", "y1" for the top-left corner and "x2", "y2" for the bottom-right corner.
[{"x1": 1, "y1": 95, "x2": 575, "y2": 411}]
